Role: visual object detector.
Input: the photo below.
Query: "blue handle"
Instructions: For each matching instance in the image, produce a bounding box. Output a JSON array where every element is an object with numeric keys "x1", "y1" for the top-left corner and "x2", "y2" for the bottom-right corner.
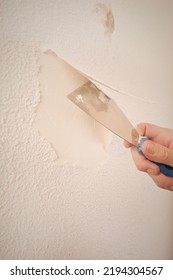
[{"x1": 137, "y1": 136, "x2": 173, "y2": 177}]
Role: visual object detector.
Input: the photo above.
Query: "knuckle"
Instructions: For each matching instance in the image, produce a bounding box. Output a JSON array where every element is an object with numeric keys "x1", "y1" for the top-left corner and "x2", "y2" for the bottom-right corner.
[
  {"x1": 161, "y1": 147, "x2": 170, "y2": 161},
  {"x1": 136, "y1": 164, "x2": 145, "y2": 172},
  {"x1": 143, "y1": 141, "x2": 149, "y2": 153},
  {"x1": 161, "y1": 148, "x2": 173, "y2": 166},
  {"x1": 170, "y1": 152, "x2": 173, "y2": 167},
  {"x1": 137, "y1": 166, "x2": 143, "y2": 172}
]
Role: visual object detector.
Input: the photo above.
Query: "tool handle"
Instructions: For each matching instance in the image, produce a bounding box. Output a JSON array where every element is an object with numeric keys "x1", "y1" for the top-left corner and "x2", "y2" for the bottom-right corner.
[{"x1": 137, "y1": 136, "x2": 173, "y2": 177}]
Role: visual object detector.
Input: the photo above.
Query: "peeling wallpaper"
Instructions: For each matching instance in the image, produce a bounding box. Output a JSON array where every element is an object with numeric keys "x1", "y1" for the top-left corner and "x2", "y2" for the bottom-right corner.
[
  {"x1": 0, "y1": 0, "x2": 173, "y2": 260},
  {"x1": 35, "y1": 50, "x2": 112, "y2": 166}
]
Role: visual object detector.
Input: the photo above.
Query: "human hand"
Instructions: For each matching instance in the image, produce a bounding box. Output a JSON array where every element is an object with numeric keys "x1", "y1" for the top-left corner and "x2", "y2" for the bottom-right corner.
[{"x1": 124, "y1": 123, "x2": 173, "y2": 191}]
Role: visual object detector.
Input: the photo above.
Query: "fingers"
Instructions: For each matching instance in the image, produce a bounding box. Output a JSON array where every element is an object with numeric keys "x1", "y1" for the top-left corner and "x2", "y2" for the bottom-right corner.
[
  {"x1": 137, "y1": 123, "x2": 173, "y2": 146},
  {"x1": 123, "y1": 122, "x2": 163, "y2": 148},
  {"x1": 142, "y1": 140, "x2": 173, "y2": 167},
  {"x1": 130, "y1": 145, "x2": 173, "y2": 191},
  {"x1": 123, "y1": 122, "x2": 173, "y2": 191},
  {"x1": 137, "y1": 123, "x2": 161, "y2": 138},
  {"x1": 130, "y1": 146, "x2": 160, "y2": 175},
  {"x1": 149, "y1": 173, "x2": 173, "y2": 191},
  {"x1": 123, "y1": 140, "x2": 132, "y2": 148},
  {"x1": 123, "y1": 123, "x2": 160, "y2": 148}
]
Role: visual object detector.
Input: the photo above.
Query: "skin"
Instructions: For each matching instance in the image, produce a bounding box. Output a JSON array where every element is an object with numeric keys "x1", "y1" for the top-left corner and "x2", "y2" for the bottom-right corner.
[{"x1": 124, "y1": 123, "x2": 173, "y2": 191}]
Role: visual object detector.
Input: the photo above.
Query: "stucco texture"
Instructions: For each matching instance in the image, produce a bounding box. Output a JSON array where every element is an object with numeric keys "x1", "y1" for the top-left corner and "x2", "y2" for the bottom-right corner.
[{"x1": 0, "y1": 0, "x2": 173, "y2": 259}]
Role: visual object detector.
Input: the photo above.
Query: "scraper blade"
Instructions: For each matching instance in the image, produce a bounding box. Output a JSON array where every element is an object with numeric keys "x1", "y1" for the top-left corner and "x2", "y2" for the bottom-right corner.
[{"x1": 67, "y1": 80, "x2": 140, "y2": 146}]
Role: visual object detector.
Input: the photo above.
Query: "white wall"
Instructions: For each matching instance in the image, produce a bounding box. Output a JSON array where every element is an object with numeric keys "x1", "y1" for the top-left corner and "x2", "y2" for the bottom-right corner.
[{"x1": 0, "y1": 0, "x2": 173, "y2": 259}]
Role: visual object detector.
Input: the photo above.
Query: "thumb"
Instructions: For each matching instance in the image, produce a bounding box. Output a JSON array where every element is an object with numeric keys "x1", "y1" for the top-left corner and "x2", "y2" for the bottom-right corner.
[{"x1": 142, "y1": 140, "x2": 173, "y2": 167}]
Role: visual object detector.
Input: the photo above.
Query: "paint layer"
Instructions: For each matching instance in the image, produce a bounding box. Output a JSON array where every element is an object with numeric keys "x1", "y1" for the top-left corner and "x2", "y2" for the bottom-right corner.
[{"x1": 35, "y1": 50, "x2": 112, "y2": 166}]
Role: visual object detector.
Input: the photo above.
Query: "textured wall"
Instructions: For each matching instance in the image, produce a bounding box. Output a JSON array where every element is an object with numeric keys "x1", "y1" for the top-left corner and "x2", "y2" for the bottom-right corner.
[{"x1": 0, "y1": 0, "x2": 173, "y2": 260}]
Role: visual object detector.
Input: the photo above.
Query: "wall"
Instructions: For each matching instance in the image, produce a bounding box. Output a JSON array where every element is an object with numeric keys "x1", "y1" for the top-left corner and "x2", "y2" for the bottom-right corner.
[{"x1": 0, "y1": 0, "x2": 173, "y2": 259}]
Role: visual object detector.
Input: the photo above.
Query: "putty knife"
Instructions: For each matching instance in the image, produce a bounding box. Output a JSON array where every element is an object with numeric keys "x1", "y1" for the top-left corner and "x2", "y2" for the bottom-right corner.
[{"x1": 67, "y1": 81, "x2": 173, "y2": 177}]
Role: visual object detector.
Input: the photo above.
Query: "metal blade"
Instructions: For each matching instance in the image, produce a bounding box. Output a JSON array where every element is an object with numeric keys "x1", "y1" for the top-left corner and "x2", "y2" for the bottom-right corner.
[{"x1": 67, "y1": 81, "x2": 139, "y2": 146}]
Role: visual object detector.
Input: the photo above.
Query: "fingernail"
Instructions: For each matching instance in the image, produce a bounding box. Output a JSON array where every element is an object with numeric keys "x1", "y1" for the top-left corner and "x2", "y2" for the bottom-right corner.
[
  {"x1": 147, "y1": 169, "x2": 158, "y2": 175},
  {"x1": 147, "y1": 142, "x2": 156, "y2": 155}
]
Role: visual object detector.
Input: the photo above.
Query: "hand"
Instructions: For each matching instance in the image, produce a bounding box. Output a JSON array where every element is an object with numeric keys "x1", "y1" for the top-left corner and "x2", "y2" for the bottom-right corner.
[{"x1": 124, "y1": 123, "x2": 173, "y2": 191}]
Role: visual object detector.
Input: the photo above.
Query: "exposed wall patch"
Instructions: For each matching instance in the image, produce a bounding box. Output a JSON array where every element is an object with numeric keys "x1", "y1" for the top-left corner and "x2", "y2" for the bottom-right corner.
[{"x1": 35, "y1": 50, "x2": 112, "y2": 167}]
